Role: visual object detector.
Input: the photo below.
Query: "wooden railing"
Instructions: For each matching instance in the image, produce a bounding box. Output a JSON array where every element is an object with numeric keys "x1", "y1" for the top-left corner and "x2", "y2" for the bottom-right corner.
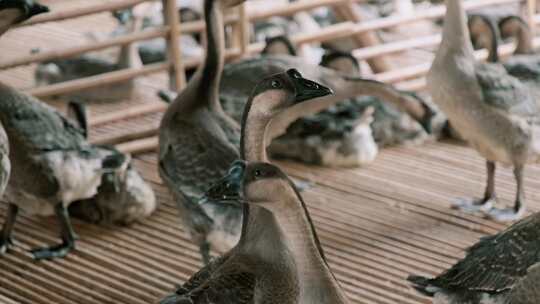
[{"x1": 0, "y1": 0, "x2": 538, "y2": 153}]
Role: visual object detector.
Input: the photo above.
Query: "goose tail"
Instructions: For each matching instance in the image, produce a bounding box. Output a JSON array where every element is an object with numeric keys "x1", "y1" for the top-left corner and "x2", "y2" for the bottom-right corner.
[{"x1": 406, "y1": 275, "x2": 436, "y2": 297}]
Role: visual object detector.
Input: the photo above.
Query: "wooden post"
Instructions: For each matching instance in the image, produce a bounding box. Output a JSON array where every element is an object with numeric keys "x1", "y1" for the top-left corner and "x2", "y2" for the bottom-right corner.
[
  {"x1": 332, "y1": 1, "x2": 392, "y2": 73},
  {"x1": 527, "y1": 0, "x2": 536, "y2": 34},
  {"x1": 237, "y1": 3, "x2": 250, "y2": 57},
  {"x1": 162, "y1": 0, "x2": 185, "y2": 91}
]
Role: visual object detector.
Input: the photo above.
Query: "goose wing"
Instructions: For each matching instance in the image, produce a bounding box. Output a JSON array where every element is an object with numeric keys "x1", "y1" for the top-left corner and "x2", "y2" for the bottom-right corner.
[
  {"x1": 159, "y1": 119, "x2": 239, "y2": 202},
  {"x1": 509, "y1": 263, "x2": 540, "y2": 304},
  {"x1": 427, "y1": 214, "x2": 540, "y2": 293},
  {"x1": 160, "y1": 261, "x2": 255, "y2": 304},
  {"x1": 475, "y1": 63, "x2": 539, "y2": 118},
  {"x1": 0, "y1": 83, "x2": 86, "y2": 152}
]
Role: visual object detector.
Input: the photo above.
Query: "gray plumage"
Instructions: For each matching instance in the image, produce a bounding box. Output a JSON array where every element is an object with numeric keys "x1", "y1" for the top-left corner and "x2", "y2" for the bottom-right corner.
[{"x1": 408, "y1": 213, "x2": 540, "y2": 304}]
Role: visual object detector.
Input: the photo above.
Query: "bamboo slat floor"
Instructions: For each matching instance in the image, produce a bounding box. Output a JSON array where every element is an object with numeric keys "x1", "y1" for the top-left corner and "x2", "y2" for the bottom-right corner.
[
  {"x1": 2, "y1": 141, "x2": 539, "y2": 304},
  {"x1": 2, "y1": 1, "x2": 540, "y2": 303}
]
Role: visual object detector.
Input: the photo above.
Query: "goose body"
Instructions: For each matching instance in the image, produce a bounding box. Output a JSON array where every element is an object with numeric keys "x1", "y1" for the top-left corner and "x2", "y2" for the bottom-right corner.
[
  {"x1": 0, "y1": 2, "x2": 153, "y2": 259},
  {"x1": 158, "y1": 0, "x2": 249, "y2": 263},
  {"x1": 408, "y1": 212, "x2": 540, "y2": 304},
  {"x1": 160, "y1": 162, "x2": 350, "y2": 304},
  {"x1": 158, "y1": 3, "x2": 332, "y2": 264},
  {"x1": 427, "y1": 0, "x2": 540, "y2": 221},
  {"x1": 0, "y1": 81, "x2": 132, "y2": 258}
]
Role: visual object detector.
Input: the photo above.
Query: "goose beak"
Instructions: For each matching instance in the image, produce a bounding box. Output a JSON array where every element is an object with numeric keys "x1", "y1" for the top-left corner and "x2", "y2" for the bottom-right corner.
[
  {"x1": 286, "y1": 69, "x2": 333, "y2": 103},
  {"x1": 203, "y1": 160, "x2": 246, "y2": 204},
  {"x1": 28, "y1": 2, "x2": 49, "y2": 17}
]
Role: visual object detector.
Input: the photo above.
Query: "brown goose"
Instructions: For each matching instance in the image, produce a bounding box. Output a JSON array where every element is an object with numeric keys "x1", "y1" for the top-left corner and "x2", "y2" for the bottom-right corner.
[
  {"x1": 0, "y1": 1, "x2": 141, "y2": 260},
  {"x1": 408, "y1": 212, "x2": 540, "y2": 304},
  {"x1": 158, "y1": 0, "x2": 332, "y2": 263},
  {"x1": 427, "y1": 0, "x2": 540, "y2": 221},
  {"x1": 160, "y1": 162, "x2": 350, "y2": 304}
]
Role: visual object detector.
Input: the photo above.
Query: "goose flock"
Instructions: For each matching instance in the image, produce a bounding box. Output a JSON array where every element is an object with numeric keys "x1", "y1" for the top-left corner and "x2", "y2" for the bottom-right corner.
[{"x1": 1, "y1": 0, "x2": 540, "y2": 303}]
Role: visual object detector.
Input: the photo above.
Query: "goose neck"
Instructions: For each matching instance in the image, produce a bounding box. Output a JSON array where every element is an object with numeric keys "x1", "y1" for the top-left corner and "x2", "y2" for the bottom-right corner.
[
  {"x1": 439, "y1": 0, "x2": 474, "y2": 58},
  {"x1": 201, "y1": 0, "x2": 226, "y2": 111}
]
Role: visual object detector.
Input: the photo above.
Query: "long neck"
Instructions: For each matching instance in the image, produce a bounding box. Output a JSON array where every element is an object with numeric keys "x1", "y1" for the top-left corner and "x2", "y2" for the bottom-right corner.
[
  {"x1": 439, "y1": 0, "x2": 474, "y2": 58},
  {"x1": 200, "y1": 0, "x2": 226, "y2": 111},
  {"x1": 240, "y1": 96, "x2": 271, "y2": 162},
  {"x1": 268, "y1": 78, "x2": 426, "y2": 141},
  {"x1": 118, "y1": 17, "x2": 143, "y2": 69},
  {"x1": 514, "y1": 25, "x2": 534, "y2": 54},
  {"x1": 241, "y1": 202, "x2": 347, "y2": 303}
]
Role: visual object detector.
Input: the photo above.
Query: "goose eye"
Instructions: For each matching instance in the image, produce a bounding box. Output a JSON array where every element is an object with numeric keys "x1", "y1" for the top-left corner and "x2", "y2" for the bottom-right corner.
[
  {"x1": 271, "y1": 80, "x2": 282, "y2": 89},
  {"x1": 254, "y1": 170, "x2": 262, "y2": 177}
]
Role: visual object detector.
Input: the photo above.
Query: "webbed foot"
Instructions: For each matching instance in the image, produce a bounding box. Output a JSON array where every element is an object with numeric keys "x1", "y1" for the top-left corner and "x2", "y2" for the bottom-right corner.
[
  {"x1": 451, "y1": 196, "x2": 496, "y2": 213},
  {"x1": 0, "y1": 236, "x2": 13, "y2": 254},
  {"x1": 485, "y1": 206, "x2": 525, "y2": 222},
  {"x1": 30, "y1": 242, "x2": 75, "y2": 260}
]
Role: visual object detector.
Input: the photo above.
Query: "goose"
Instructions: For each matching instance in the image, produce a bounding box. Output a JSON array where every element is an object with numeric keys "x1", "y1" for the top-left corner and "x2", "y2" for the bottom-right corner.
[
  {"x1": 0, "y1": 1, "x2": 144, "y2": 259},
  {"x1": 426, "y1": 0, "x2": 540, "y2": 221},
  {"x1": 0, "y1": 0, "x2": 47, "y2": 253},
  {"x1": 61, "y1": 101, "x2": 157, "y2": 225},
  {"x1": 160, "y1": 161, "x2": 350, "y2": 304},
  {"x1": 34, "y1": 4, "x2": 146, "y2": 102},
  {"x1": 320, "y1": 50, "x2": 362, "y2": 77},
  {"x1": 158, "y1": 0, "x2": 332, "y2": 264},
  {"x1": 160, "y1": 67, "x2": 331, "y2": 264},
  {"x1": 261, "y1": 35, "x2": 297, "y2": 57},
  {"x1": 408, "y1": 212, "x2": 540, "y2": 304}
]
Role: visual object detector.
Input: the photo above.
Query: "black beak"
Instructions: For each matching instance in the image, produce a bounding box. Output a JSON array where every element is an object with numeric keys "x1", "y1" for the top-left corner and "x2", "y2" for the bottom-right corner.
[
  {"x1": 204, "y1": 160, "x2": 246, "y2": 203},
  {"x1": 28, "y1": 2, "x2": 49, "y2": 18},
  {"x1": 287, "y1": 69, "x2": 333, "y2": 103}
]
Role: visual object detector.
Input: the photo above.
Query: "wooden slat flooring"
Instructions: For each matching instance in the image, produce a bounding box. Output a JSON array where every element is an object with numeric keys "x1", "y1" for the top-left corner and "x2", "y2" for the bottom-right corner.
[{"x1": 2, "y1": 1, "x2": 539, "y2": 303}]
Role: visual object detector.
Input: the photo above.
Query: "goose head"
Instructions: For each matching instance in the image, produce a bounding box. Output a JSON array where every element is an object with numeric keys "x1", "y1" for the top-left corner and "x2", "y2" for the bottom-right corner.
[
  {"x1": 244, "y1": 68, "x2": 333, "y2": 121},
  {"x1": 262, "y1": 35, "x2": 298, "y2": 56},
  {"x1": 203, "y1": 160, "x2": 246, "y2": 204},
  {"x1": 499, "y1": 15, "x2": 533, "y2": 55},
  {"x1": 468, "y1": 14, "x2": 499, "y2": 62},
  {"x1": 219, "y1": 0, "x2": 246, "y2": 9},
  {"x1": 242, "y1": 162, "x2": 297, "y2": 212},
  {"x1": 320, "y1": 50, "x2": 361, "y2": 76},
  {"x1": 0, "y1": 0, "x2": 49, "y2": 35},
  {"x1": 206, "y1": 161, "x2": 298, "y2": 211}
]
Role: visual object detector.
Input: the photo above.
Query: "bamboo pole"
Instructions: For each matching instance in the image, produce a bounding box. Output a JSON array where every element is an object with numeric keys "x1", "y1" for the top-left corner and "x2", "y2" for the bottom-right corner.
[
  {"x1": 237, "y1": 3, "x2": 250, "y2": 57},
  {"x1": 19, "y1": 0, "x2": 150, "y2": 27},
  {"x1": 3, "y1": 0, "x2": 524, "y2": 70},
  {"x1": 115, "y1": 137, "x2": 158, "y2": 155},
  {"x1": 92, "y1": 126, "x2": 158, "y2": 145},
  {"x1": 162, "y1": 0, "x2": 185, "y2": 90},
  {"x1": 89, "y1": 102, "x2": 167, "y2": 127},
  {"x1": 26, "y1": 62, "x2": 170, "y2": 97},
  {"x1": 0, "y1": 27, "x2": 169, "y2": 70},
  {"x1": 332, "y1": 1, "x2": 392, "y2": 73},
  {"x1": 527, "y1": 0, "x2": 537, "y2": 34}
]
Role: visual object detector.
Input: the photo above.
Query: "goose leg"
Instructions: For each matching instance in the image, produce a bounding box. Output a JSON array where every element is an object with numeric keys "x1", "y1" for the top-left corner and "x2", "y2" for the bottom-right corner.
[
  {"x1": 0, "y1": 204, "x2": 19, "y2": 254},
  {"x1": 200, "y1": 241, "x2": 211, "y2": 265},
  {"x1": 31, "y1": 203, "x2": 77, "y2": 260},
  {"x1": 452, "y1": 160, "x2": 497, "y2": 212},
  {"x1": 487, "y1": 165, "x2": 526, "y2": 222}
]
